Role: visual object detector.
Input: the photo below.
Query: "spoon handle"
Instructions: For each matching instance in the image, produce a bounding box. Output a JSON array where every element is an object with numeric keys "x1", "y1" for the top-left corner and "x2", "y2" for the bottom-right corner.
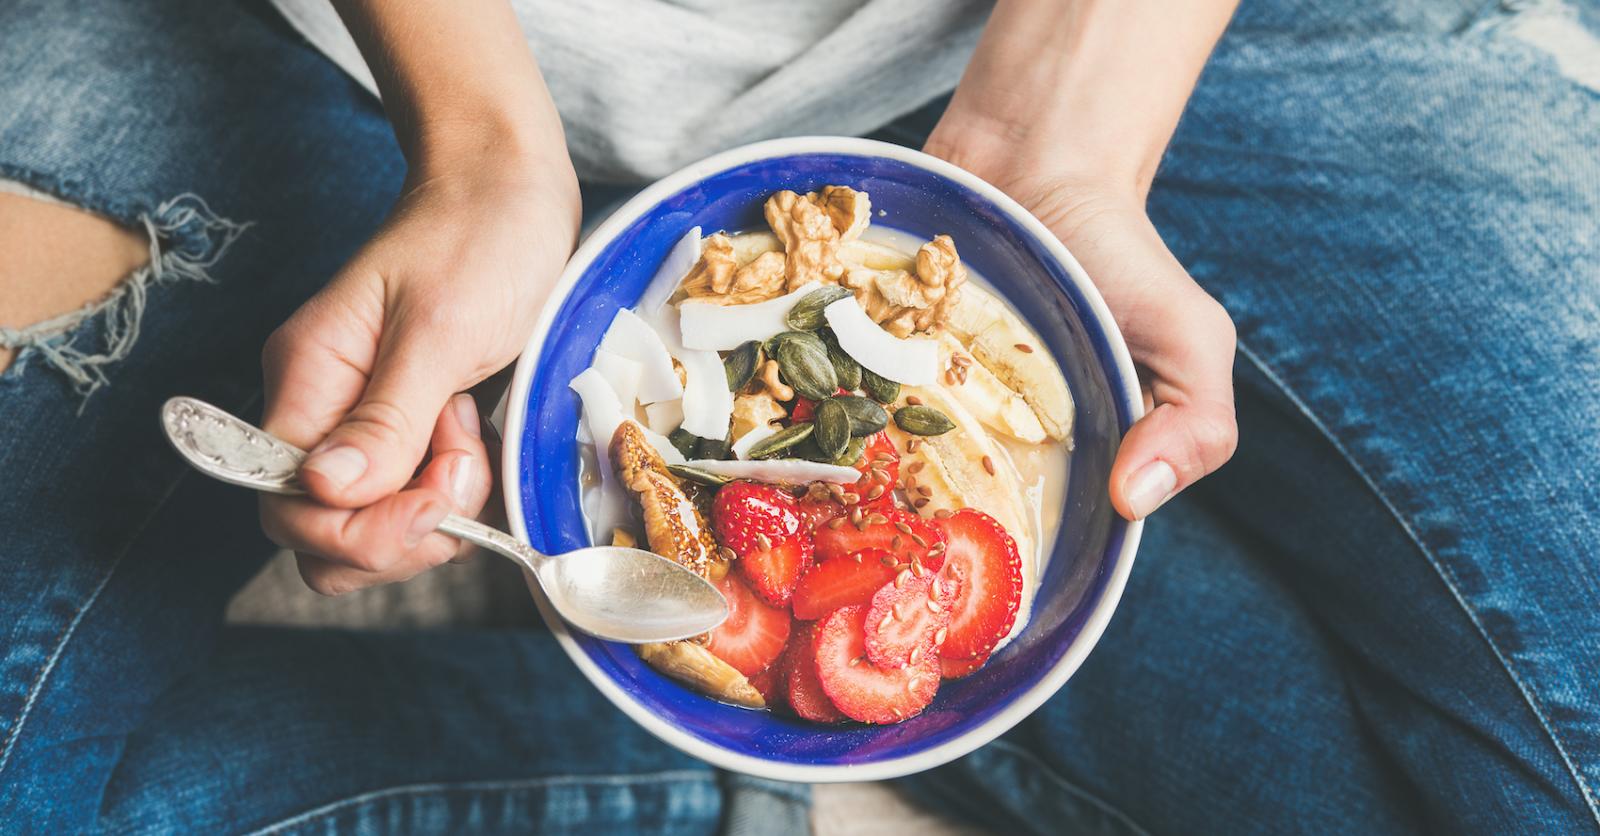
[{"x1": 160, "y1": 396, "x2": 544, "y2": 569}]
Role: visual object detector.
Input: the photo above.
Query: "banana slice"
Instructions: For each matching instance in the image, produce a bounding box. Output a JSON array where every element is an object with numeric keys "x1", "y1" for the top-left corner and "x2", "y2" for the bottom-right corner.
[
  {"x1": 944, "y1": 284, "x2": 1075, "y2": 443},
  {"x1": 839, "y1": 239, "x2": 915, "y2": 272},
  {"x1": 638, "y1": 642, "x2": 765, "y2": 708},
  {"x1": 888, "y1": 384, "x2": 1038, "y2": 637},
  {"x1": 729, "y1": 231, "x2": 780, "y2": 267},
  {"x1": 934, "y1": 333, "x2": 1046, "y2": 444}
]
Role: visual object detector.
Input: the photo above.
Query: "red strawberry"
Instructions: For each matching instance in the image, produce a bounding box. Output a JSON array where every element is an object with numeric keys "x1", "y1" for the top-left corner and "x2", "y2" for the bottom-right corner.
[
  {"x1": 849, "y1": 432, "x2": 899, "y2": 507},
  {"x1": 814, "y1": 507, "x2": 947, "y2": 571},
  {"x1": 932, "y1": 509, "x2": 1022, "y2": 661},
  {"x1": 940, "y1": 653, "x2": 988, "y2": 679},
  {"x1": 789, "y1": 397, "x2": 817, "y2": 423},
  {"x1": 780, "y1": 622, "x2": 845, "y2": 722},
  {"x1": 864, "y1": 571, "x2": 960, "y2": 669},
  {"x1": 813, "y1": 606, "x2": 940, "y2": 724},
  {"x1": 749, "y1": 665, "x2": 783, "y2": 706},
  {"x1": 705, "y1": 573, "x2": 792, "y2": 676},
  {"x1": 791, "y1": 548, "x2": 900, "y2": 620},
  {"x1": 738, "y1": 538, "x2": 812, "y2": 607},
  {"x1": 713, "y1": 480, "x2": 803, "y2": 555},
  {"x1": 796, "y1": 493, "x2": 844, "y2": 531}
]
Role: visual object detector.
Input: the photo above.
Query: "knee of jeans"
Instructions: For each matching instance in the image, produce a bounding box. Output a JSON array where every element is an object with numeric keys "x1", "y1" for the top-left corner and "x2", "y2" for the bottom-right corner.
[{"x1": 0, "y1": 179, "x2": 251, "y2": 400}]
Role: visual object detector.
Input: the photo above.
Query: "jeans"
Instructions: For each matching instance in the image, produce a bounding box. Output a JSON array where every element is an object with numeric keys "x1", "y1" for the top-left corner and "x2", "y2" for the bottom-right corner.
[{"x1": 1, "y1": 0, "x2": 1597, "y2": 833}]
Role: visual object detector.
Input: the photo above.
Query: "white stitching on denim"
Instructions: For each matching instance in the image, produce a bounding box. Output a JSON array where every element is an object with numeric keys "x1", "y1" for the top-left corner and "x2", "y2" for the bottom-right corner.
[
  {"x1": 242, "y1": 769, "x2": 719, "y2": 836},
  {"x1": 1237, "y1": 341, "x2": 1600, "y2": 827},
  {"x1": 980, "y1": 739, "x2": 1153, "y2": 836}
]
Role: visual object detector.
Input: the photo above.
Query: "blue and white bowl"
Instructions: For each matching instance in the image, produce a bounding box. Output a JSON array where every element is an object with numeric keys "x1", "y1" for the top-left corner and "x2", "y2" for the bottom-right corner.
[{"x1": 503, "y1": 137, "x2": 1144, "y2": 782}]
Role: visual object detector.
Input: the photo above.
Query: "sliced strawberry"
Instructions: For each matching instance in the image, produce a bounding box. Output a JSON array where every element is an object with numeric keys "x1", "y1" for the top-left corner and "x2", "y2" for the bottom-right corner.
[
  {"x1": 940, "y1": 653, "x2": 988, "y2": 679},
  {"x1": 705, "y1": 573, "x2": 792, "y2": 676},
  {"x1": 814, "y1": 506, "x2": 947, "y2": 571},
  {"x1": 864, "y1": 572, "x2": 960, "y2": 669},
  {"x1": 813, "y1": 605, "x2": 940, "y2": 724},
  {"x1": 736, "y1": 537, "x2": 813, "y2": 607},
  {"x1": 796, "y1": 493, "x2": 844, "y2": 531},
  {"x1": 780, "y1": 622, "x2": 845, "y2": 722},
  {"x1": 791, "y1": 548, "x2": 900, "y2": 620},
  {"x1": 749, "y1": 665, "x2": 783, "y2": 707},
  {"x1": 712, "y1": 480, "x2": 803, "y2": 555},
  {"x1": 932, "y1": 509, "x2": 1022, "y2": 661},
  {"x1": 789, "y1": 397, "x2": 817, "y2": 423},
  {"x1": 849, "y1": 432, "x2": 899, "y2": 507}
]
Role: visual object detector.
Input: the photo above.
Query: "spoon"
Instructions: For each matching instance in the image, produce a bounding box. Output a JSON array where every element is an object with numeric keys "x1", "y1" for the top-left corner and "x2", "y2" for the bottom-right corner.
[{"x1": 159, "y1": 396, "x2": 726, "y2": 643}]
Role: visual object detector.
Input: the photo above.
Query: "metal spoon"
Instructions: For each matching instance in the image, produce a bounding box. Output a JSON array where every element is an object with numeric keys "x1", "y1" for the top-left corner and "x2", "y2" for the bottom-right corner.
[{"x1": 159, "y1": 397, "x2": 726, "y2": 643}]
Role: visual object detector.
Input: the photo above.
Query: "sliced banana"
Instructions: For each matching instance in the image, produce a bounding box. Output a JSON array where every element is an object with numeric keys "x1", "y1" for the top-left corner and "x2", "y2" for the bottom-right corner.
[
  {"x1": 637, "y1": 642, "x2": 765, "y2": 708},
  {"x1": 839, "y1": 239, "x2": 915, "y2": 272},
  {"x1": 729, "y1": 231, "x2": 780, "y2": 267},
  {"x1": 944, "y1": 284, "x2": 1075, "y2": 443},
  {"x1": 934, "y1": 333, "x2": 1046, "y2": 444}
]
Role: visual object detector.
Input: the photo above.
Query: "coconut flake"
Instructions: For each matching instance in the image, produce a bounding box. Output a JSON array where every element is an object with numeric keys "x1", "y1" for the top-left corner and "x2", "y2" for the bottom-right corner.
[
  {"x1": 569, "y1": 368, "x2": 629, "y2": 539},
  {"x1": 731, "y1": 424, "x2": 780, "y2": 460},
  {"x1": 823, "y1": 297, "x2": 938, "y2": 385},
  {"x1": 589, "y1": 349, "x2": 644, "y2": 411},
  {"x1": 678, "y1": 283, "x2": 820, "y2": 351},
  {"x1": 599, "y1": 308, "x2": 683, "y2": 404},
  {"x1": 571, "y1": 368, "x2": 684, "y2": 464},
  {"x1": 682, "y1": 458, "x2": 860, "y2": 485},
  {"x1": 638, "y1": 227, "x2": 702, "y2": 316},
  {"x1": 644, "y1": 399, "x2": 684, "y2": 435},
  {"x1": 677, "y1": 347, "x2": 735, "y2": 439}
]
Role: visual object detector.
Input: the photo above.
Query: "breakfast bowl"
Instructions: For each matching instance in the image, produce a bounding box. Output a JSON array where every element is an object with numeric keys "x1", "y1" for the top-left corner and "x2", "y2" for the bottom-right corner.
[{"x1": 502, "y1": 136, "x2": 1144, "y2": 782}]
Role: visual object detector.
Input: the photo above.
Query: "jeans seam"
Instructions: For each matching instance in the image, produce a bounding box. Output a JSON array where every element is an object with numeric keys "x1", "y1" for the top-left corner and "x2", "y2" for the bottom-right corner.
[
  {"x1": 1235, "y1": 341, "x2": 1600, "y2": 827},
  {"x1": 241, "y1": 770, "x2": 719, "y2": 836},
  {"x1": 983, "y1": 739, "x2": 1153, "y2": 836}
]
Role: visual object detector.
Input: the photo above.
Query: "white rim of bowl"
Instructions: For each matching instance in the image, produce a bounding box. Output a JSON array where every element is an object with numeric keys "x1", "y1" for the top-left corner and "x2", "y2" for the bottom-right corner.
[{"x1": 502, "y1": 136, "x2": 1146, "y2": 783}]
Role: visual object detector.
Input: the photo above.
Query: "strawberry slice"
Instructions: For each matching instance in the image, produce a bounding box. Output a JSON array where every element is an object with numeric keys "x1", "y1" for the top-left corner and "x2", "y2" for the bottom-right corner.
[
  {"x1": 705, "y1": 573, "x2": 792, "y2": 676},
  {"x1": 796, "y1": 493, "x2": 844, "y2": 531},
  {"x1": 736, "y1": 538, "x2": 813, "y2": 607},
  {"x1": 813, "y1": 605, "x2": 940, "y2": 724},
  {"x1": 864, "y1": 572, "x2": 960, "y2": 669},
  {"x1": 849, "y1": 432, "x2": 899, "y2": 507},
  {"x1": 789, "y1": 397, "x2": 817, "y2": 423},
  {"x1": 932, "y1": 509, "x2": 1022, "y2": 661},
  {"x1": 713, "y1": 480, "x2": 803, "y2": 555},
  {"x1": 780, "y1": 622, "x2": 845, "y2": 722},
  {"x1": 791, "y1": 548, "x2": 900, "y2": 620},
  {"x1": 815, "y1": 506, "x2": 947, "y2": 571},
  {"x1": 940, "y1": 654, "x2": 988, "y2": 679},
  {"x1": 749, "y1": 665, "x2": 783, "y2": 707}
]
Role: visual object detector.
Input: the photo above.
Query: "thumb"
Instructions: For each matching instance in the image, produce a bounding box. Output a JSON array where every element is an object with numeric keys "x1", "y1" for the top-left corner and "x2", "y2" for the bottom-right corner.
[{"x1": 1110, "y1": 393, "x2": 1237, "y2": 521}]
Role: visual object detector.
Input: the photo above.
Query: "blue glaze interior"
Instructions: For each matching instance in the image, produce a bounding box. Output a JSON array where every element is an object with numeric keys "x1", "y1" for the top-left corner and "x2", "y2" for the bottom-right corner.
[{"x1": 517, "y1": 153, "x2": 1134, "y2": 767}]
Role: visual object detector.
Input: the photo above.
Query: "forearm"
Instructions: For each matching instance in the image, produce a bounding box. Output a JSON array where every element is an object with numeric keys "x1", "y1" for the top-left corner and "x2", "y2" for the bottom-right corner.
[
  {"x1": 332, "y1": 0, "x2": 574, "y2": 187},
  {"x1": 929, "y1": 0, "x2": 1237, "y2": 196}
]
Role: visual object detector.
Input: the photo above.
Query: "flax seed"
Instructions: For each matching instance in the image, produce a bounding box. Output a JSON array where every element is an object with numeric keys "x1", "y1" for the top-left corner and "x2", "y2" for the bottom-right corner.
[
  {"x1": 827, "y1": 517, "x2": 845, "y2": 530},
  {"x1": 842, "y1": 491, "x2": 860, "y2": 505},
  {"x1": 911, "y1": 533, "x2": 928, "y2": 547},
  {"x1": 905, "y1": 395, "x2": 923, "y2": 405},
  {"x1": 934, "y1": 626, "x2": 948, "y2": 646},
  {"x1": 951, "y1": 354, "x2": 971, "y2": 368},
  {"x1": 892, "y1": 534, "x2": 903, "y2": 549},
  {"x1": 880, "y1": 554, "x2": 896, "y2": 567},
  {"x1": 894, "y1": 520, "x2": 913, "y2": 535},
  {"x1": 908, "y1": 461, "x2": 925, "y2": 474},
  {"x1": 917, "y1": 485, "x2": 932, "y2": 498},
  {"x1": 911, "y1": 560, "x2": 927, "y2": 577},
  {"x1": 720, "y1": 546, "x2": 737, "y2": 561},
  {"x1": 906, "y1": 438, "x2": 920, "y2": 453},
  {"x1": 982, "y1": 455, "x2": 996, "y2": 476},
  {"x1": 868, "y1": 513, "x2": 888, "y2": 526},
  {"x1": 895, "y1": 568, "x2": 912, "y2": 588},
  {"x1": 1015, "y1": 343, "x2": 1034, "y2": 353},
  {"x1": 913, "y1": 497, "x2": 929, "y2": 509},
  {"x1": 933, "y1": 508, "x2": 952, "y2": 519},
  {"x1": 756, "y1": 533, "x2": 772, "y2": 550},
  {"x1": 867, "y1": 484, "x2": 885, "y2": 501}
]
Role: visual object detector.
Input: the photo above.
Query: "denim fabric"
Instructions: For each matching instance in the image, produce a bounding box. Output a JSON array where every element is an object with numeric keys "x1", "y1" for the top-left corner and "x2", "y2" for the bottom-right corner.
[{"x1": 1, "y1": 0, "x2": 1597, "y2": 835}]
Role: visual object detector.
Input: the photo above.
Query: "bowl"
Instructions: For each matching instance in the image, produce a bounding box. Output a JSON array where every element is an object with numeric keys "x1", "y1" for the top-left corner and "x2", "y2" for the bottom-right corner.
[{"x1": 502, "y1": 137, "x2": 1144, "y2": 782}]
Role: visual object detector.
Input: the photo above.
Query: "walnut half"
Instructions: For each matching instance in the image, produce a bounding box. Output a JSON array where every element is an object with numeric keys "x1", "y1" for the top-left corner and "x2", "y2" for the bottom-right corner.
[
  {"x1": 839, "y1": 234, "x2": 967, "y2": 337},
  {"x1": 679, "y1": 233, "x2": 787, "y2": 305}
]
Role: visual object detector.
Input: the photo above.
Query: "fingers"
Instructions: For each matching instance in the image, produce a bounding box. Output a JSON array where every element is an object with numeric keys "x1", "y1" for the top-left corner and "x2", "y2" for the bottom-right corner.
[{"x1": 262, "y1": 395, "x2": 494, "y2": 595}]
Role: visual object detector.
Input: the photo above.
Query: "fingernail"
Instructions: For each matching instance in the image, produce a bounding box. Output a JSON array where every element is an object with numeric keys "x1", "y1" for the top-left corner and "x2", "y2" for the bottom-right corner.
[
  {"x1": 302, "y1": 445, "x2": 368, "y2": 491},
  {"x1": 1124, "y1": 460, "x2": 1178, "y2": 519},
  {"x1": 405, "y1": 501, "x2": 450, "y2": 549},
  {"x1": 453, "y1": 394, "x2": 481, "y2": 439},
  {"x1": 450, "y1": 455, "x2": 476, "y2": 510}
]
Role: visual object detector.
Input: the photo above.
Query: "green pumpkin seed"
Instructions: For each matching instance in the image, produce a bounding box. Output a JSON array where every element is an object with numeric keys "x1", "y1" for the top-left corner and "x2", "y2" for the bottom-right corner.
[
  {"x1": 819, "y1": 329, "x2": 861, "y2": 390},
  {"x1": 765, "y1": 329, "x2": 827, "y2": 360},
  {"x1": 832, "y1": 395, "x2": 888, "y2": 436},
  {"x1": 813, "y1": 398, "x2": 851, "y2": 460},
  {"x1": 696, "y1": 434, "x2": 734, "y2": 461},
  {"x1": 667, "y1": 464, "x2": 731, "y2": 487},
  {"x1": 776, "y1": 339, "x2": 838, "y2": 401},
  {"x1": 785, "y1": 286, "x2": 854, "y2": 331},
  {"x1": 723, "y1": 340, "x2": 761, "y2": 392},
  {"x1": 746, "y1": 422, "x2": 814, "y2": 460},
  {"x1": 893, "y1": 404, "x2": 956, "y2": 436},
  {"x1": 830, "y1": 435, "x2": 867, "y2": 467},
  {"x1": 860, "y1": 367, "x2": 901, "y2": 404},
  {"x1": 668, "y1": 428, "x2": 699, "y2": 460}
]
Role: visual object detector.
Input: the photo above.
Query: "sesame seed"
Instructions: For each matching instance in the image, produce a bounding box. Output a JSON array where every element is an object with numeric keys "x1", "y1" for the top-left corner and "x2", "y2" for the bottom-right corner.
[
  {"x1": 1015, "y1": 343, "x2": 1034, "y2": 353},
  {"x1": 982, "y1": 455, "x2": 996, "y2": 476},
  {"x1": 905, "y1": 395, "x2": 923, "y2": 405}
]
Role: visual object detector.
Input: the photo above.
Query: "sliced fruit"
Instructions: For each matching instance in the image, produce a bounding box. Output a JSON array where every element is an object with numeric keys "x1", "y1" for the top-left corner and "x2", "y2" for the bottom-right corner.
[
  {"x1": 933, "y1": 333, "x2": 1046, "y2": 444},
  {"x1": 942, "y1": 283, "x2": 1074, "y2": 441},
  {"x1": 792, "y1": 548, "x2": 901, "y2": 620},
  {"x1": 739, "y1": 538, "x2": 813, "y2": 608},
  {"x1": 940, "y1": 653, "x2": 988, "y2": 680},
  {"x1": 638, "y1": 641, "x2": 764, "y2": 708},
  {"x1": 864, "y1": 572, "x2": 960, "y2": 669},
  {"x1": 932, "y1": 510, "x2": 1022, "y2": 661},
  {"x1": 705, "y1": 574, "x2": 792, "y2": 676},
  {"x1": 813, "y1": 606, "x2": 941, "y2": 724},
  {"x1": 748, "y1": 664, "x2": 783, "y2": 707},
  {"x1": 712, "y1": 481, "x2": 803, "y2": 554},
  {"x1": 849, "y1": 432, "x2": 899, "y2": 507},
  {"x1": 796, "y1": 493, "x2": 845, "y2": 532},
  {"x1": 780, "y1": 622, "x2": 845, "y2": 722},
  {"x1": 814, "y1": 506, "x2": 947, "y2": 571}
]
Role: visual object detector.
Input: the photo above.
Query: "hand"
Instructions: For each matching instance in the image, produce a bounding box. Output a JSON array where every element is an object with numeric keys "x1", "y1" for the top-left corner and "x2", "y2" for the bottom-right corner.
[
  {"x1": 926, "y1": 135, "x2": 1238, "y2": 521},
  {"x1": 259, "y1": 159, "x2": 580, "y2": 594}
]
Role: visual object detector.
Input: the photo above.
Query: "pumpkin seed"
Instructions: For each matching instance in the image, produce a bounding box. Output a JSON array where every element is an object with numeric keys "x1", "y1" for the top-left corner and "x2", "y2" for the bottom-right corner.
[
  {"x1": 831, "y1": 434, "x2": 867, "y2": 467},
  {"x1": 860, "y1": 367, "x2": 901, "y2": 403},
  {"x1": 746, "y1": 422, "x2": 814, "y2": 460},
  {"x1": 723, "y1": 340, "x2": 761, "y2": 392},
  {"x1": 776, "y1": 338, "x2": 838, "y2": 401},
  {"x1": 819, "y1": 328, "x2": 861, "y2": 390},
  {"x1": 893, "y1": 405, "x2": 956, "y2": 436},
  {"x1": 789, "y1": 436, "x2": 831, "y2": 463},
  {"x1": 667, "y1": 464, "x2": 731, "y2": 487},
  {"x1": 785, "y1": 286, "x2": 853, "y2": 331},
  {"x1": 764, "y1": 329, "x2": 826, "y2": 360},
  {"x1": 832, "y1": 395, "x2": 888, "y2": 436},
  {"x1": 696, "y1": 434, "x2": 734, "y2": 461},
  {"x1": 813, "y1": 398, "x2": 851, "y2": 460},
  {"x1": 668, "y1": 428, "x2": 699, "y2": 460}
]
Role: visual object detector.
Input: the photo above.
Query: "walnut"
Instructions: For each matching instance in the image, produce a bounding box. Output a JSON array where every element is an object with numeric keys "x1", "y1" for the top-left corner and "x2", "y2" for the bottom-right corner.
[
  {"x1": 815, "y1": 185, "x2": 871, "y2": 242},
  {"x1": 764, "y1": 190, "x2": 847, "y2": 291},
  {"x1": 679, "y1": 233, "x2": 786, "y2": 305},
  {"x1": 839, "y1": 234, "x2": 967, "y2": 337},
  {"x1": 730, "y1": 392, "x2": 787, "y2": 443}
]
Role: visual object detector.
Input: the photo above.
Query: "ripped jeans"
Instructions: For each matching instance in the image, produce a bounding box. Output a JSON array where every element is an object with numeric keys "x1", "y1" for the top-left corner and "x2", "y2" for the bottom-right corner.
[{"x1": 3, "y1": 0, "x2": 1600, "y2": 833}]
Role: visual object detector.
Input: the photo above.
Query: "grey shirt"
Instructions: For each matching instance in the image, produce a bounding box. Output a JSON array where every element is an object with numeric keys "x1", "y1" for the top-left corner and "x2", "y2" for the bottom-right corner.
[{"x1": 272, "y1": 0, "x2": 989, "y2": 183}]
